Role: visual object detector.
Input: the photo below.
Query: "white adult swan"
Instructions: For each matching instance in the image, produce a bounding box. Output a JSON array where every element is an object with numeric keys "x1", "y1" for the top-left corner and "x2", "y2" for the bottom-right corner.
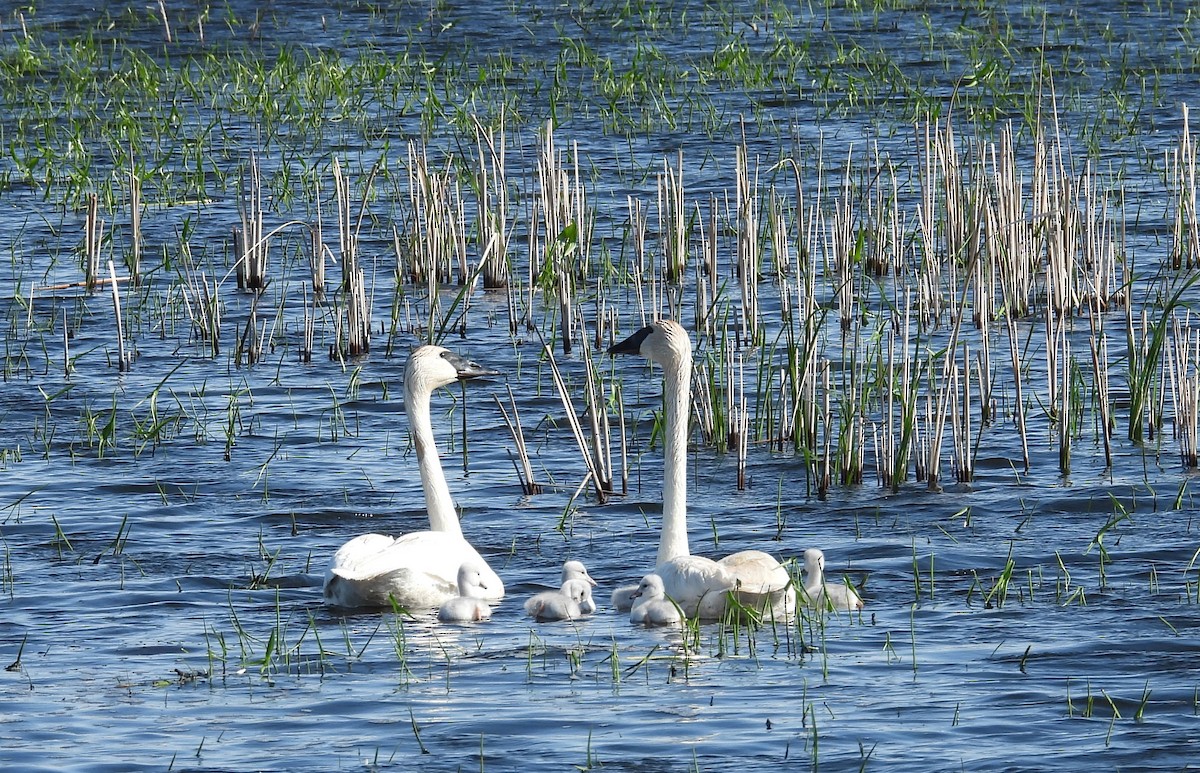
[
  {"x1": 801, "y1": 548, "x2": 864, "y2": 611},
  {"x1": 561, "y1": 560, "x2": 598, "y2": 614},
  {"x1": 438, "y1": 562, "x2": 494, "y2": 623},
  {"x1": 628, "y1": 574, "x2": 682, "y2": 627},
  {"x1": 524, "y1": 579, "x2": 593, "y2": 622},
  {"x1": 609, "y1": 320, "x2": 792, "y2": 619},
  {"x1": 323, "y1": 345, "x2": 505, "y2": 609}
]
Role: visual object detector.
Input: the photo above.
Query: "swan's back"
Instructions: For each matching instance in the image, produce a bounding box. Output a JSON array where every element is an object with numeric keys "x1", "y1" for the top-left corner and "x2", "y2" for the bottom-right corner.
[
  {"x1": 655, "y1": 555, "x2": 735, "y2": 619},
  {"x1": 324, "y1": 531, "x2": 503, "y2": 609},
  {"x1": 719, "y1": 549, "x2": 795, "y2": 616}
]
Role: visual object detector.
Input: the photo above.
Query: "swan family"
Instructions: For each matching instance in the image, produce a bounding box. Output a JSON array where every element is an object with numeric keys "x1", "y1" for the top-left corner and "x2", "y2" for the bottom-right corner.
[
  {"x1": 324, "y1": 323, "x2": 864, "y2": 625},
  {"x1": 607, "y1": 320, "x2": 794, "y2": 620}
]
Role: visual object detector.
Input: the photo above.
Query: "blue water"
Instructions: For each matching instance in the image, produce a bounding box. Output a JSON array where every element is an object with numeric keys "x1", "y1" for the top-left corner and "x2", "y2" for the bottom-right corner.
[{"x1": 3, "y1": 1, "x2": 1200, "y2": 770}]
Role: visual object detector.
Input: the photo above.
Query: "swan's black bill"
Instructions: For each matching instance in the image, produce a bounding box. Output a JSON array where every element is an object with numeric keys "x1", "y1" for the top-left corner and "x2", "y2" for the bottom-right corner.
[
  {"x1": 608, "y1": 325, "x2": 653, "y2": 356},
  {"x1": 442, "y1": 351, "x2": 499, "y2": 380}
]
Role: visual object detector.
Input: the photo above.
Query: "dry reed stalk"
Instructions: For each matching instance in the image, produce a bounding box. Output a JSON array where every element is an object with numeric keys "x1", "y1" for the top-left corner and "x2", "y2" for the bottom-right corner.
[
  {"x1": 107, "y1": 259, "x2": 130, "y2": 371},
  {"x1": 331, "y1": 159, "x2": 372, "y2": 356},
  {"x1": 84, "y1": 193, "x2": 101, "y2": 291},
  {"x1": 768, "y1": 191, "x2": 792, "y2": 323},
  {"x1": 1169, "y1": 104, "x2": 1200, "y2": 270},
  {"x1": 787, "y1": 160, "x2": 822, "y2": 458},
  {"x1": 1058, "y1": 338, "x2": 1073, "y2": 473},
  {"x1": 839, "y1": 326, "x2": 866, "y2": 486},
  {"x1": 310, "y1": 178, "x2": 328, "y2": 298},
  {"x1": 660, "y1": 151, "x2": 688, "y2": 283},
  {"x1": 697, "y1": 194, "x2": 719, "y2": 338},
  {"x1": 544, "y1": 343, "x2": 609, "y2": 502},
  {"x1": 235, "y1": 153, "x2": 268, "y2": 291},
  {"x1": 1167, "y1": 315, "x2": 1200, "y2": 468},
  {"x1": 1086, "y1": 296, "x2": 1113, "y2": 465},
  {"x1": 628, "y1": 196, "x2": 649, "y2": 324},
  {"x1": 735, "y1": 141, "x2": 761, "y2": 346},
  {"x1": 984, "y1": 127, "x2": 1033, "y2": 469},
  {"x1": 1044, "y1": 153, "x2": 1081, "y2": 320},
  {"x1": 830, "y1": 160, "x2": 855, "y2": 334},
  {"x1": 405, "y1": 141, "x2": 456, "y2": 286},
  {"x1": 1079, "y1": 162, "x2": 1122, "y2": 312},
  {"x1": 474, "y1": 118, "x2": 513, "y2": 289},
  {"x1": 236, "y1": 294, "x2": 266, "y2": 366},
  {"x1": 880, "y1": 291, "x2": 919, "y2": 489},
  {"x1": 493, "y1": 386, "x2": 541, "y2": 494},
  {"x1": 156, "y1": 0, "x2": 172, "y2": 42},
  {"x1": 521, "y1": 198, "x2": 541, "y2": 334},
  {"x1": 536, "y1": 122, "x2": 590, "y2": 353},
  {"x1": 178, "y1": 239, "x2": 221, "y2": 356},
  {"x1": 300, "y1": 284, "x2": 314, "y2": 363},
  {"x1": 735, "y1": 353, "x2": 748, "y2": 490},
  {"x1": 818, "y1": 358, "x2": 832, "y2": 497},
  {"x1": 988, "y1": 125, "x2": 1035, "y2": 320},
  {"x1": 128, "y1": 160, "x2": 141, "y2": 286},
  {"x1": 581, "y1": 338, "x2": 614, "y2": 495},
  {"x1": 948, "y1": 355, "x2": 966, "y2": 481},
  {"x1": 924, "y1": 300, "x2": 967, "y2": 491},
  {"x1": 915, "y1": 124, "x2": 943, "y2": 329},
  {"x1": 693, "y1": 357, "x2": 716, "y2": 446}
]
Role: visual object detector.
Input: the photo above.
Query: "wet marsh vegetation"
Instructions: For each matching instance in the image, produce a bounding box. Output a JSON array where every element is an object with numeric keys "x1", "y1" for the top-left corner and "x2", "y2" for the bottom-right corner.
[{"x1": 3, "y1": 0, "x2": 1200, "y2": 770}]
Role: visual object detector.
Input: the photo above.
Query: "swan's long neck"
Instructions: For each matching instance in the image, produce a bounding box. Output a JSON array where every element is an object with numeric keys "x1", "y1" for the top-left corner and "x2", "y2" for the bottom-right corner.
[
  {"x1": 406, "y1": 381, "x2": 463, "y2": 538},
  {"x1": 658, "y1": 357, "x2": 691, "y2": 564}
]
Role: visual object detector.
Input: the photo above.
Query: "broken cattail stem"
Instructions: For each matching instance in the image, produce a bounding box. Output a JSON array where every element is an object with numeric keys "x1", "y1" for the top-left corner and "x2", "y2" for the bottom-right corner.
[
  {"x1": 107, "y1": 259, "x2": 130, "y2": 372},
  {"x1": 544, "y1": 343, "x2": 608, "y2": 503},
  {"x1": 493, "y1": 386, "x2": 541, "y2": 495}
]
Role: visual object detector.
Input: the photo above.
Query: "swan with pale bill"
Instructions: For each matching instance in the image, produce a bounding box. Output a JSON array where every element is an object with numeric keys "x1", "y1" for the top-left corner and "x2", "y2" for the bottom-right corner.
[
  {"x1": 608, "y1": 320, "x2": 792, "y2": 619},
  {"x1": 323, "y1": 345, "x2": 505, "y2": 610}
]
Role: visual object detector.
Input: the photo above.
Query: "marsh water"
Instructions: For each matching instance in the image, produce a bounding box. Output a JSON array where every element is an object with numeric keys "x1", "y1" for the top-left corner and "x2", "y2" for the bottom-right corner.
[{"x1": 3, "y1": 1, "x2": 1200, "y2": 770}]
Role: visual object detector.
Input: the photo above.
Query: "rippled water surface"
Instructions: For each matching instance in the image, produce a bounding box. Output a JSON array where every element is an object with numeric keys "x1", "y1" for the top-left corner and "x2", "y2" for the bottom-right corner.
[{"x1": 3, "y1": 1, "x2": 1200, "y2": 771}]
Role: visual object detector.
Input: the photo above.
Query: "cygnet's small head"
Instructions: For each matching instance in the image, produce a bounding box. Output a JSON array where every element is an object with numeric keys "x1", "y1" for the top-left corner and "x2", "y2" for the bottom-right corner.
[
  {"x1": 562, "y1": 560, "x2": 596, "y2": 587},
  {"x1": 803, "y1": 549, "x2": 825, "y2": 573},
  {"x1": 631, "y1": 573, "x2": 665, "y2": 599},
  {"x1": 561, "y1": 578, "x2": 593, "y2": 605},
  {"x1": 607, "y1": 320, "x2": 692, "y2": 368},
  {"x1": 406, "y1": 345, "x2": 498, "y2": 394}
]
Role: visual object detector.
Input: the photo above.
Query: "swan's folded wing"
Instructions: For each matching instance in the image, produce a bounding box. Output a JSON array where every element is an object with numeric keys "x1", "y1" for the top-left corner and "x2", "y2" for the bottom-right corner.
[
  {"x1": 656, "y1": 555, "x2": 736, "y2": 617},
  {"x1": 328, "y1": 533, "x2": 398, "y2": 579},
  {"x1": 330, "y1": 531, "x2": 457, "y2": 584},
  {"x1": 718, "y1": 549, "x2": 791, "y2": 594}
]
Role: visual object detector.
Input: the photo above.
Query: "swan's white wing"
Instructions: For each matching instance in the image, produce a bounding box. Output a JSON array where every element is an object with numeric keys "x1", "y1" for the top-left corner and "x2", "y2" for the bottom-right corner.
[
  {"x1": 656, "y1": 555, "x2": 735, "y2": 618},
  {"x1": 718, "y1": 549, "x2": 791, "y2": 593},
  {"x1": 328, "y1": 533, "x2": 401, "y2": 580}
]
